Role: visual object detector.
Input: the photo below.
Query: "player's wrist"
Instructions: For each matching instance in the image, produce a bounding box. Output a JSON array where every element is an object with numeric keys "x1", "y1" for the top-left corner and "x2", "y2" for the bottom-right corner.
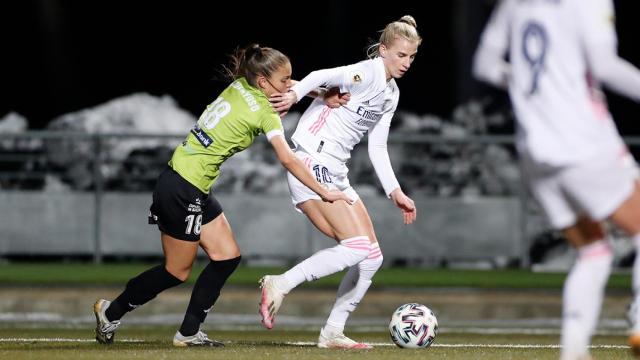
[
  {"x1": 389, "y1": 187, "x2": 402, "y2": 200},
  {"x1": 289, "y1": 88, "x2": 301, "y2": 104},
  {"x1": 319, "y1": 184, "x2": 330, "y2": 199}
]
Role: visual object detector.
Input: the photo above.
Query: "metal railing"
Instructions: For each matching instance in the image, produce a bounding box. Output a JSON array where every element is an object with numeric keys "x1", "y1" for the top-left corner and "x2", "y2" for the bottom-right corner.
[{"x1": 3, "y1": 131, "x2": 640, "y2": 265}]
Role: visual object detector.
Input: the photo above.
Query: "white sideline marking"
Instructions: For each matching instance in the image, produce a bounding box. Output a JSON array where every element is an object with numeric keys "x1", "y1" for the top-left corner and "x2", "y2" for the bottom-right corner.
[
  {"x1": 0, "y1": 338, "x2": 630, "y2": 349},
  {"x1": 0, "y1": 338, "x2": 144, "y2": 343},
  {"x1": 286, "y1": 341, "x2": 630, "y2": 349}
]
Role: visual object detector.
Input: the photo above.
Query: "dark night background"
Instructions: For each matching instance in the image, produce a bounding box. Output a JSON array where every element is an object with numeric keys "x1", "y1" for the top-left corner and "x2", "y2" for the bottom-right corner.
[{"x1": 2, "y1": 1, "x2": 639, "y2": 132}]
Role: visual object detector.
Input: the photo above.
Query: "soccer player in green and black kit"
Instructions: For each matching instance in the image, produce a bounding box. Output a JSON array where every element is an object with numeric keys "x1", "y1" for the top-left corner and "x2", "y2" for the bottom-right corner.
[{"x1": 93, "y1": 44, "x2": 352, "y2": 347}]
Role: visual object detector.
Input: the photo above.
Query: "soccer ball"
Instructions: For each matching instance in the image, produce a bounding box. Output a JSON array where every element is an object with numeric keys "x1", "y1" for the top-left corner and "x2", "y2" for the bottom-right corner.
[{"x1": 388, "y1": 303, "x2": 438, "y2": 349}]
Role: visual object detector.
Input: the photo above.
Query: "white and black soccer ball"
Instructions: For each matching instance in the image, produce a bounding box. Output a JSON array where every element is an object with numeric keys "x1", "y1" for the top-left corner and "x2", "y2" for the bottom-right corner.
[{"x1": 389, "y1": 303, "x2": 438, "y2": 349}]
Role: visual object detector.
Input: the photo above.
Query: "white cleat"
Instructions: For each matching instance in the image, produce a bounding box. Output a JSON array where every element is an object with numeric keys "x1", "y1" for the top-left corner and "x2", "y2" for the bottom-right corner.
[
  {"x1": 627, "y1": 297, "x2": 640, "y2": 357},
  {"x1": 93, "y1": 299, "x2": 121, "y2": 344},
  {"x1": 560, "y1": 353, "x2": 593, "y2": 360},
  {"x1": 173, "y1": 330, "x2": 224, "y2": 347},
  {"x1": 317, "y1": 328, "x2": 372, "y2": 349},
  {"x1": 258, "y1": 275, "x2": 286, "y2": 329}
]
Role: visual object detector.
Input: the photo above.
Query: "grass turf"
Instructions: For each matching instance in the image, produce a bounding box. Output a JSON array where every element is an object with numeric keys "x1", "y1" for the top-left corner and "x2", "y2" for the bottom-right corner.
[
  {"x1": 0, "y1": 262, "x2": 632, "y2": 289},
  {"x1": 0, "y1": 328, "x2": 633, "y2": 360}
]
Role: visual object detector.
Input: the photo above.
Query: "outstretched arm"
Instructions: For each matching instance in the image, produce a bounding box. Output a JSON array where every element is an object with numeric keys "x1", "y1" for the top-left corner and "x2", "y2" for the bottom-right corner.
[
  {"x1": 269, "y1": 135, "x2": 353, "y2": 204},
  {"x1": 272, "y1": 85, "x2": 350, "y2": 116},
  {"x1": 580, "y1": 0, "x2": 640, "y2": 102},
  {"x1": 368, "y1": 114, "x2": 416, "y2": 224},
  {"x1": 270, "y1": 66, "x2": 352, "y2": 114}
]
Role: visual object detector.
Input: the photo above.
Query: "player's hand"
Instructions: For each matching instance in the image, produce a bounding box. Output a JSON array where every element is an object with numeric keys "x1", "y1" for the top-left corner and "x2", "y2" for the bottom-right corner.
[
  {"x1": 270, "y1": 91, "x2": 298, "y2": 117},
  {"x1": 390, "y1": 188, "x2": 416, "y2": 225},
  {"x1": 321, "y1": 189, "x2": 355, "y2": 204},
  {"x1": 324, "y1": 87, "x2": 351, "y2": 108}
]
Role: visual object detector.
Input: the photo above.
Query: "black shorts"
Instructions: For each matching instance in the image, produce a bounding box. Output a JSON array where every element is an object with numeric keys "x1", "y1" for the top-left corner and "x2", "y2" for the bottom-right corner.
[{"x1": 148, "y1": 167, "x2": 223, "y2": 241}]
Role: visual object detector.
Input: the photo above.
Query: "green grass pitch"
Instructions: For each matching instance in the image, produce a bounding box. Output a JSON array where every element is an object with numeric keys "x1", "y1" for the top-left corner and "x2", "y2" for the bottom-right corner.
[{"x1": 0, "y1": 328, "x2": 633, "y2": 360}]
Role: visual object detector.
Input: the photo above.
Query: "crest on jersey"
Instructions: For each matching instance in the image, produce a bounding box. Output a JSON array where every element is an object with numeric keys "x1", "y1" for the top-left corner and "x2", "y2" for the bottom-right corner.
[{"x1": 350, "y1": 71, "x2": 364, "y2": 84}]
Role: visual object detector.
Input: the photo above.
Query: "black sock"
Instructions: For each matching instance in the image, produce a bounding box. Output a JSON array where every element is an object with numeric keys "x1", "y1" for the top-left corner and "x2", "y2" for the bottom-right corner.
[
  {"x1": 106, "y1": 264, "x2": 183, "y2": 321},
  {"x1": 179, "y1": 256, "x2": 241, "y2": 336}
]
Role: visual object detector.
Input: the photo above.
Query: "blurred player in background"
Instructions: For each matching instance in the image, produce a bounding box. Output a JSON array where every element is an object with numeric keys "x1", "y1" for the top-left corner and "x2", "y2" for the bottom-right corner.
[
  {"x1": 473, "y1": 0, "x2": 640, "y2": 359},
  {"x1": 259, "y1": 15, "x2": 420, "y2": 349},
  {"x1": 93, "y1": 44, "x2": 352, "y2": 347}
]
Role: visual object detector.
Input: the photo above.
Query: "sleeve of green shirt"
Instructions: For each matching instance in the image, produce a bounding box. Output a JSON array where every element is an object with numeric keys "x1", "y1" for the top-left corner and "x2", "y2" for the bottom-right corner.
[{"x1": 261, "y1": 113, "x2": 285, "y2": 141}]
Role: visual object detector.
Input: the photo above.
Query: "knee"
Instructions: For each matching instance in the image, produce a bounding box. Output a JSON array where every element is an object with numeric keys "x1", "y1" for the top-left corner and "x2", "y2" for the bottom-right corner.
[
  {"x1": 340, "y1": 236, "x2": 372, "y2": 262},
  {"x1": 363, "y1": 243, "x2": 383, "y2": 271},
  {"x1": 165, "y1": 264, "x2": 192, "y2": 282},
  {"x1": 208, "y1": 248, "x2": 241, "y2": 261}
]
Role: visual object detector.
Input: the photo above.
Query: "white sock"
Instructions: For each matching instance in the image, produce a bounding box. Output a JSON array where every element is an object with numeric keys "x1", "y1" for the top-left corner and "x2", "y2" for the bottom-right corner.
[
  {"x1": 560, "y1": 240, "x2": 612, "y2": 360},
  {"x1": 324, "y1": 242, "x2": 383, "y2": 335},
  {"x1": 276, "y1": 236, "x2": 371, "y2": 293},
  {"x1": 632, "y1": 234, "x2": 640, "y2": 294},
  {"x1": 631, "y1": 233, "x2": 640, "y2": 332}
]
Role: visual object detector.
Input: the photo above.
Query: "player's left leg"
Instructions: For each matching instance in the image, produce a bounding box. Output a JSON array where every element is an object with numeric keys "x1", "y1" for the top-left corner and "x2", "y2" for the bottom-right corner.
[
  {"x1": 320, "y1": 200, "x2": 381, "y2": 349},
  {"x1": 96, "y1": 233, "x2": 194, "y2": 344},
  {"x1": 607, "y1": 181, "x2": 640, "y2": 355},
  {"x1": 174, "y1": 212, "x2": 241, "y2": 347},
  {"x1": 560, "y1": 217, "x2": 613, "y2": 360}
]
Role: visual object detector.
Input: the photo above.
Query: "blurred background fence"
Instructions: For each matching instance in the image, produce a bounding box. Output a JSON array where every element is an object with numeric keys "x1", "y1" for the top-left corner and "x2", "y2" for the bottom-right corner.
[{"x1": 1, "y1": 128, "x2": 638, "y2": 269}]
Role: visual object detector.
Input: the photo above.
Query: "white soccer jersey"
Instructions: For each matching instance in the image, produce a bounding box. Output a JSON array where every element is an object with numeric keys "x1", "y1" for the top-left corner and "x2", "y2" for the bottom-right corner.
[
  {"x1": 290, "y1": 57, "x2": 401, "y2": 195},
  {"x1": 477, "y1": 0, "x2": 636, "y2": 167}
]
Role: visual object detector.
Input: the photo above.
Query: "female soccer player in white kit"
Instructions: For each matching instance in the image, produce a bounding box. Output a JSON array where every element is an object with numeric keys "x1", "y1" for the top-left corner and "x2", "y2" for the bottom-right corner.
[
  {"x1": 258, "y1": 15, "x2": 421, "y2": 349},
  {"x1": 473, "y1": 1, "x2": 640, "y2": 359}
]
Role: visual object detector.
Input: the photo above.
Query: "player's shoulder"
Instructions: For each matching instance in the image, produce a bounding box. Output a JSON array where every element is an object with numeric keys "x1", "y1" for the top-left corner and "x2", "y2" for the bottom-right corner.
[
  {"x1": 344, "y1": 58, "x2": 387, "y2": 95},
  {"x1": 346, "y1": 58, "x2": 384, "y2": 81}
]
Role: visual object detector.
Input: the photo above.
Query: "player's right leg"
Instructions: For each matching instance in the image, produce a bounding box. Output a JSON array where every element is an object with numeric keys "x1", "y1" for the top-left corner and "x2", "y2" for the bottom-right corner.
[
  {"x1": 560, "y1": 217, "x2": 612, "y2": 360},
  {"x1": 608, "y1": 182, "x2": 640, "y2": 355},
  {"x1": 523, "y1": 157, "x2": 616, "y2": 360},
  {"x1": 259, "y1": 194, "x2": 371, "y2": 329},
  {"x1": 319, "y1": 199, "x2": 381, "y2": 349},
  {"x1": 175, "y1": 207, "x2": 241, "y2": 347}
]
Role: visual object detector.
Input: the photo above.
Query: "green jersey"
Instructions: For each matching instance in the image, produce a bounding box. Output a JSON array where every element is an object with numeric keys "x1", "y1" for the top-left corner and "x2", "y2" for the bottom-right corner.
[{"x1": 169, "y1": 78, "x2": 284, "y2": 194}]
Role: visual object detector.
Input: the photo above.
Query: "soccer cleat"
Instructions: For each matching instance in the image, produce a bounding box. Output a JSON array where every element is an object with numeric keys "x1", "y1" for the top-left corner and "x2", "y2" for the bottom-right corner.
[
  {"x1": 93, "y1": 299, "x2": 121, "y2": 344},
  {"x1": 259, "y1": 275, "x2": 286, "y2": 329},
  {"x1": 560, "y1": 355, "x2": 593, "y2": 360},
  {"x1": 317, "y1": 328, "x2": 372, "y2": 349},
  {"x1": 173, "y1": 330, "x2": 225, "y2": 347}
]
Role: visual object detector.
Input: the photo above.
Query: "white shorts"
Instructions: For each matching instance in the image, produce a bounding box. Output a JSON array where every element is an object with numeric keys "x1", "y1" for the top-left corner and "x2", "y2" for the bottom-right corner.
[
  {"x1": 524, "y1": 149, "x2": 639, "y2": 229},
  {"x1": 287, "y1": 147, "x2": 359, "y2": 211}
]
